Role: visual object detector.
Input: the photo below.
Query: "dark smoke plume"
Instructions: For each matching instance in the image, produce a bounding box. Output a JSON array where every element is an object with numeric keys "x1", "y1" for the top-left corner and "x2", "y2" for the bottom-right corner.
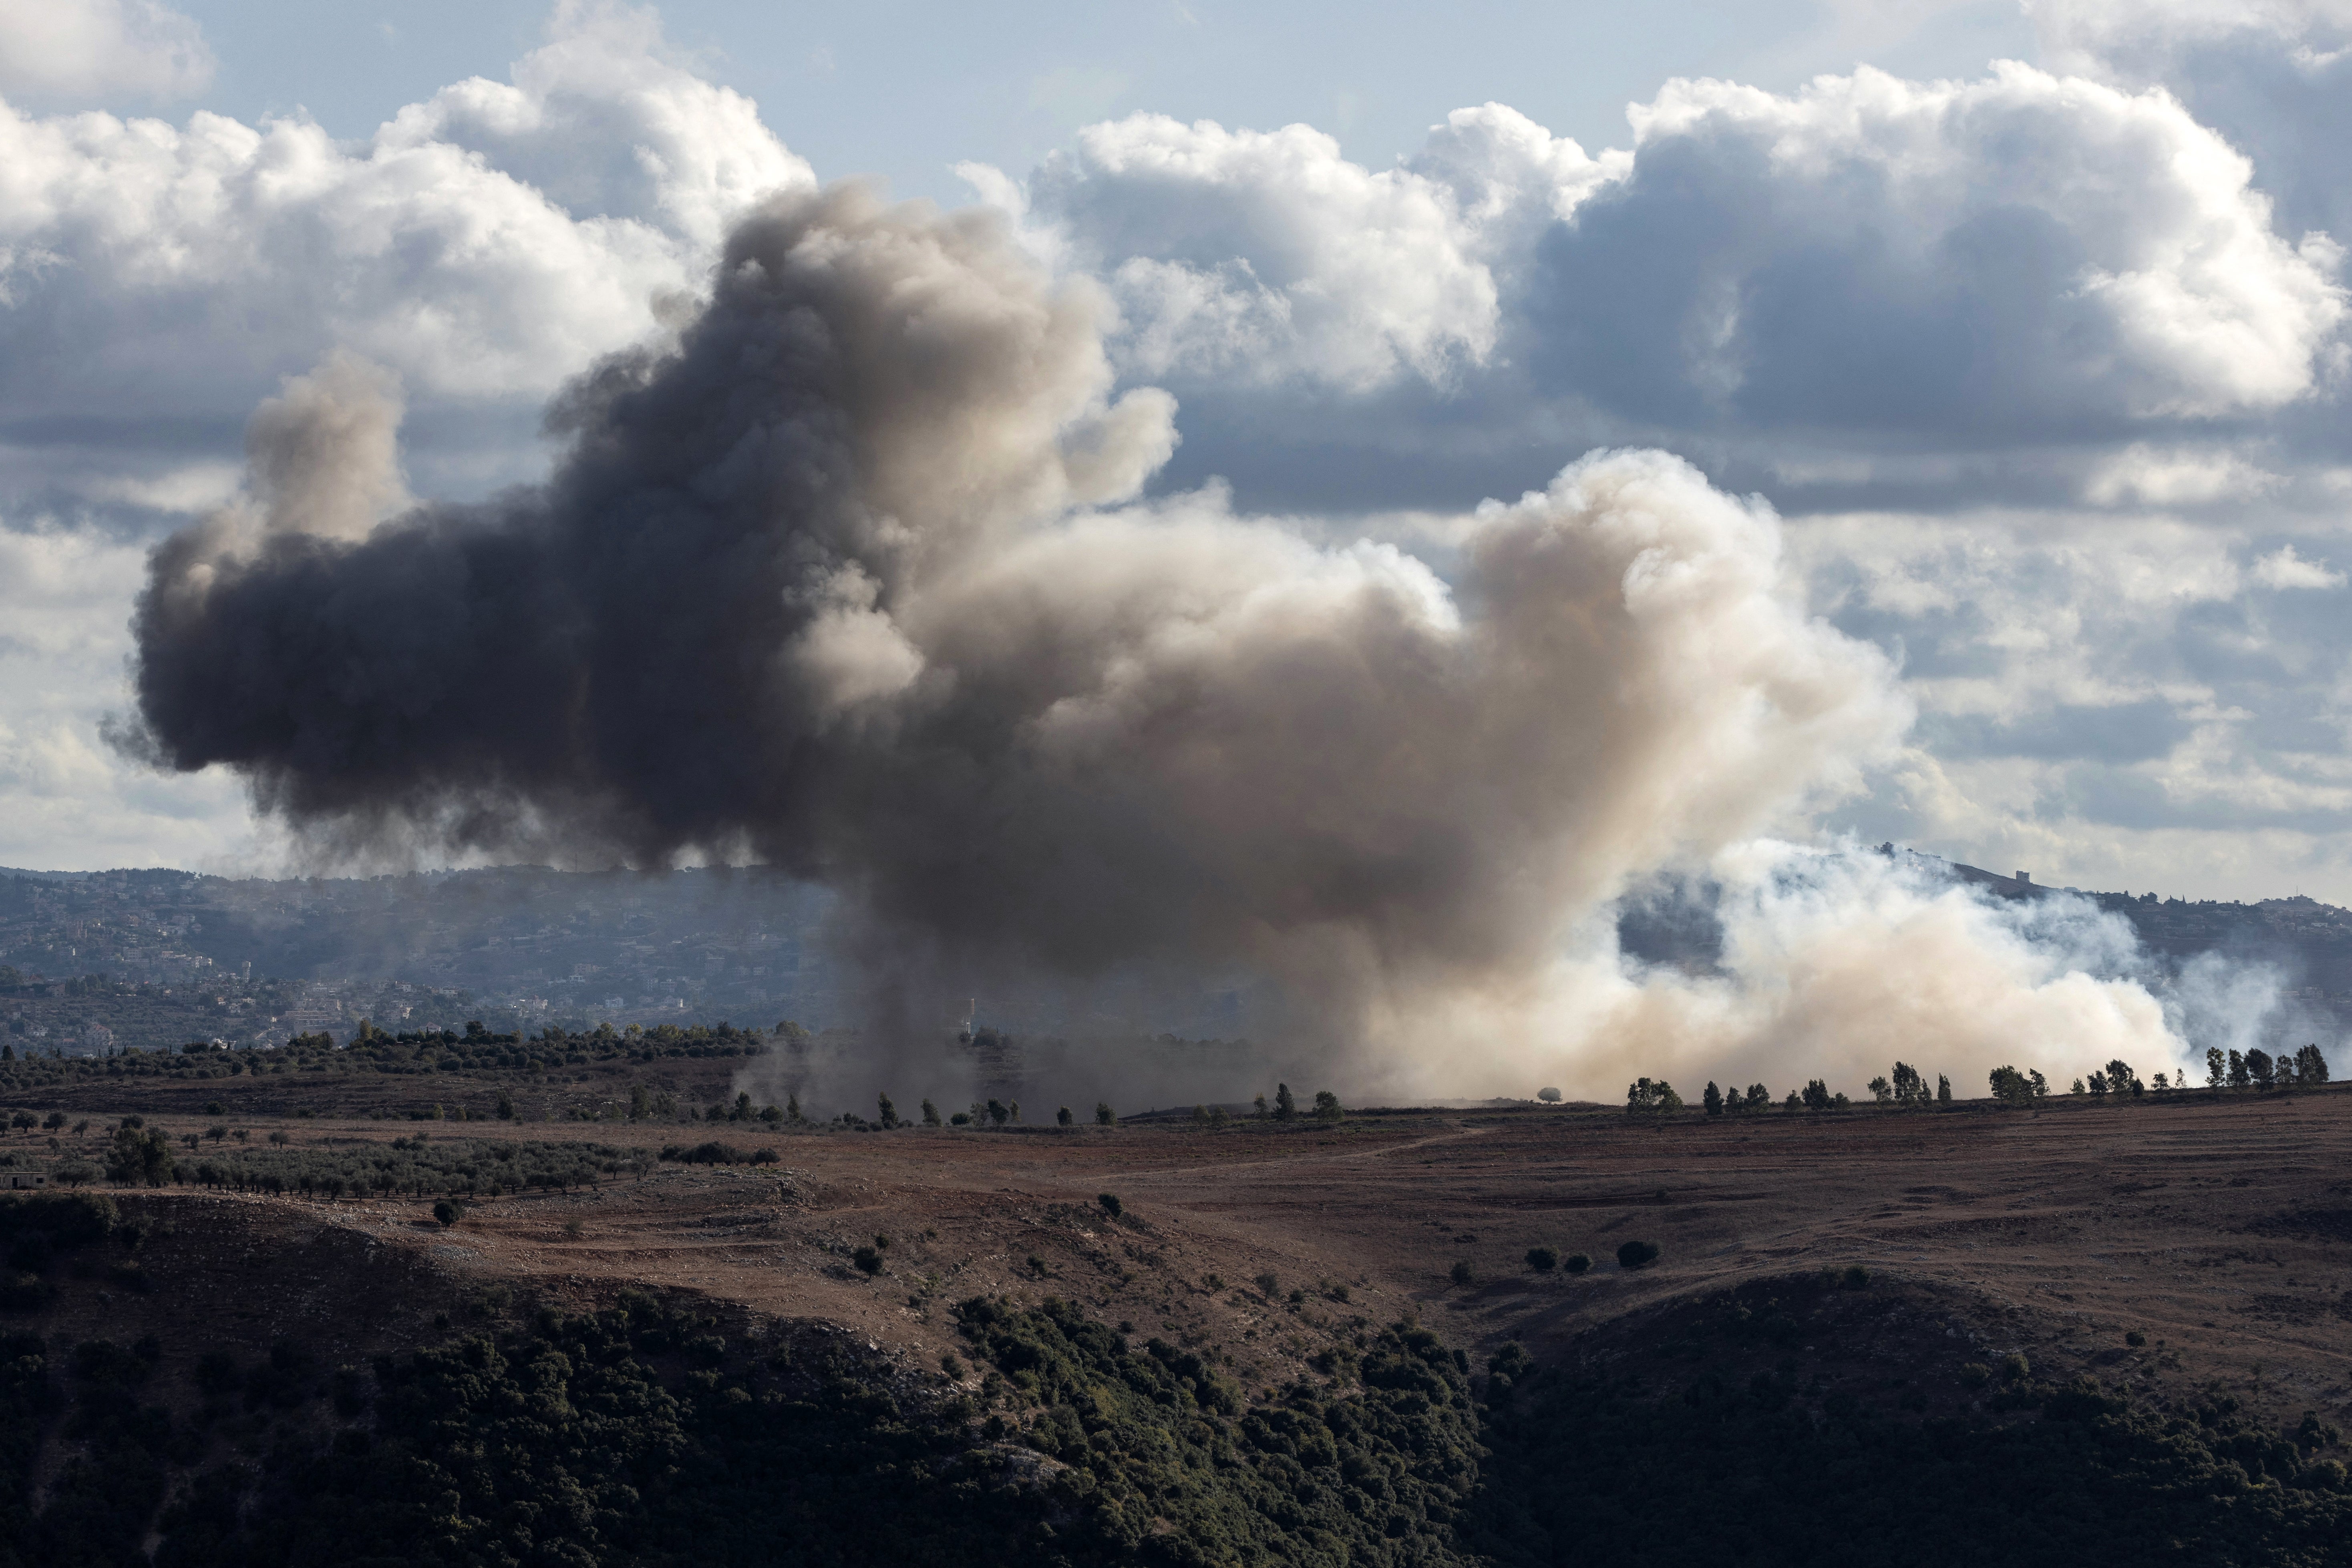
[{"x1": 128, "y1": 183, "x2": 1907, "y2": 1075}]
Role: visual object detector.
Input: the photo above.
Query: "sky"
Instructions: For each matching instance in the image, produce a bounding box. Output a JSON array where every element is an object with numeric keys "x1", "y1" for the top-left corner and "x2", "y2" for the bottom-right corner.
[{"x1": 5, "y1": 0, "x2": 2352, "y2": 917}]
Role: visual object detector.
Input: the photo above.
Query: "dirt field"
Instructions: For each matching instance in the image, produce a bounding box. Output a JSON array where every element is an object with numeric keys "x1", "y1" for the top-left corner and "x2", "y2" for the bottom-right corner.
[{"x1": 16, "y1": 1083, "x2": 2348, "y2": 1443}]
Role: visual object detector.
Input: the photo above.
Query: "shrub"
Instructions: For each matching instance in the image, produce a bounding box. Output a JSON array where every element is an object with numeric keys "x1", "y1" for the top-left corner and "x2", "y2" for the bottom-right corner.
[
  {"x1": 1097, "y1": 1192, "x2": 1123, "y2": 1219},
  {"x1": 432, "y1": 1200, "x2": 462, "y2": 1227},
  {"x1": 1839, "y1": 1265, "x2": 1870, "y2": 1290},
  {"x1": 1450, "y1": 1260, "x2": 1476, "y2": 1286},
  {"x1": 1960, "y1": 1362, "x2": 1992, "y2": 1387},
  {"x1": 1056, "y1": 1106, "x2": 1073, "y2": 1126},
  {"x1": 1563, "y1": 1252, "x2": 1591, "y2": 1275},
  {"x1": 1537, "y1": 1087, "x2": 1562, "y2": 1103},
  {"x1": 1616, "y1": 1239, "x2": 1661, "y2": 1270},
  {"x1": 1095, "y1": 1101, "x2": 1116, "y2": 1126},
  {"x1": 2125, "y1": 1330, "x2": 2146, "y2": 1347},
  {"x1": 1526, "y1": 1245, "x2": 1558, "y2": 1272},
  {"x1": 1312, "y1": 1090, "x2": 1343, "y2": 1121},
  {"x1": 2000, "y1": 1352, "x2": 2030, "y2": 1383},
  {"x1": 1254, "y1": 1271, "x2": 1279, "y2": 1296},
  {"x1": 852, "y1": 1246, "x2": 883, "y2": 1275}
]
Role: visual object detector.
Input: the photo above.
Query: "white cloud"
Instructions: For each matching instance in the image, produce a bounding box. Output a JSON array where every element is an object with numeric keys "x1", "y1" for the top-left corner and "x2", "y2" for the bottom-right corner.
[
  {"x1": 2084, "y1": 444, "x2": 2285, "y2": 507},
  {"x1": 0, "y1": 0, "x2": 212, "y2": 105},
  {"x1": 2026, "y1": 0, "x2": 2352, "y2": 74},
  {"x1": 1539, "y1": 63, "x2": 2346, "y2": 428},
  {"x1": 0, "y1": 2, "x2": 814, "y2": 505},
  {"x1": 2251, "y1": 542, "x2": 2346, "y2": 588},
  {"x1": 1017, "y1": 112, "x2": 1564, "y2": 390},
  {"x1": 0, "y1": 519, "x2": 251, "y2": 868}
]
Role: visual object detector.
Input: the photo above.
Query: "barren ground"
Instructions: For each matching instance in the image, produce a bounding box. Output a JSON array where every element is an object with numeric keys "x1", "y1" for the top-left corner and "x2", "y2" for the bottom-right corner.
[{"x1": 17, "y1": 1083, "x2": 2350, "y2": 1439}]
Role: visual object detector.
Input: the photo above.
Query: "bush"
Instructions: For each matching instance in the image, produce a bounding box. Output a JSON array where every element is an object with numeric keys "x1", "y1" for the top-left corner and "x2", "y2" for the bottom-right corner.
[
  {"x1": 1097, "y1": 1192, "x2": 1123, "y2": 1219},
  {"x1": 1537, "y1": 1087, "x2": 1562, "y2": 1103},
  {"x1": 2125, "y1": 1330, "x2": 2146, "y2": 1347},
  {"x1": 851, "y1": 1246, "x2": 882, "y2": 1275},
  {"x1": 1450, "y1": 1260, "x2": 1476, "y2": 1286},
  {"x1": 1961, "y1": 1362, "x2": 1993, "y2": 1387},
  {"x1": 1563, "y1": 1252, "x2": 1591, "y2": 1275},
  {"x1": 1839, "y1": 1265, "x2": 1870, "y2": 1291},
  {"x1": 1526, "y1": 1245, "x2": 1559, "y2": 1272},
  {"x1": 432, "y1": 1200, "x2": 462, "y2": 1227},
  {"x1": 1616, "y1": 1239, "x2": 1661, "y2": 1270}
]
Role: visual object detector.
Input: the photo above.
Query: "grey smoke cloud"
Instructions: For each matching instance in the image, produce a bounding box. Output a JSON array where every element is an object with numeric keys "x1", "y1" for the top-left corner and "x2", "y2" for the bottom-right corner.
[{"x1": 125, "y1": 182, "x2": 1910, "y2": 1068}]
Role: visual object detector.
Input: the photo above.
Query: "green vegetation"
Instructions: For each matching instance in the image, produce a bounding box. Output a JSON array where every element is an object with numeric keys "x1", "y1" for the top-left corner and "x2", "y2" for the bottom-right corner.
[
  {"x1": 1615, "y1": 1240, "x2": 1660, "y2": 1270},
  {"x1": 1476, "y1": 1281, "x2": 2352, "y2": 1567},
  {"x1": 177, "y1": 1135, "x2": 638, "y2": 1198},
  {"x1": 1624, "y1": 1078, "x2": 1682, "y2": 1115},
  {"x1": 4, "y1": 1242, "x2": 2345, "y2": 1568},
  {"x1": 0, "y1": 1290, "x2": 1491, "y2": 1568}
]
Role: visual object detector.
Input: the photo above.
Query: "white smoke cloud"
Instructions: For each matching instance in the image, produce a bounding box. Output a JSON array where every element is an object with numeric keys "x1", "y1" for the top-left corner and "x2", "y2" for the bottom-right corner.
[{"x1": 0, "y1": 0, "x2": 212, "y2": 105}]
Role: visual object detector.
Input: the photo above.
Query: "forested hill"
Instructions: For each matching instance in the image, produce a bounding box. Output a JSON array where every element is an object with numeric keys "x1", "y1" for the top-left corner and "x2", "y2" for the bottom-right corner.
[{"x1": 1931, "y1": 853, "x2": 2352, "y2": 998}]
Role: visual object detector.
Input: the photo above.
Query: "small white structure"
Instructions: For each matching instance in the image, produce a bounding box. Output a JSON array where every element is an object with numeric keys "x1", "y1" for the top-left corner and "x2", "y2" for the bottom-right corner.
[{"x1": 6, "y1": 1172, "x2": 48, "y2": 1189}]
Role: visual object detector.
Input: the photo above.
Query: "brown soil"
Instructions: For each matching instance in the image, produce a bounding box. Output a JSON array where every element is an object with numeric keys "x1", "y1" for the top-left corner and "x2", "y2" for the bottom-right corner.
[{"x1": 13, "y1": 1086, "x2": 2352, "y2": 1435}]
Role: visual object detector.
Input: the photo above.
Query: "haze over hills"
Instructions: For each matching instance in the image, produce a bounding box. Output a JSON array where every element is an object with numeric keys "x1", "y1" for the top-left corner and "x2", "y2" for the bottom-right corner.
[
  {"x1": 0, "y1": 864, "x2": 1255, "y2": 1057},
  {"x1": 7, "y1": 853, "x2": 2350, "y2": 1065}
]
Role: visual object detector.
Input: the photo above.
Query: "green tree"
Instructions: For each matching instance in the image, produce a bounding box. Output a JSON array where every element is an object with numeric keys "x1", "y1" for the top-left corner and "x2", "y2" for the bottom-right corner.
[
  {"x1": 1537, "y1": 1087, "x2": 1562, "y2": 1103},
  {"x1": 2228, "y1": 1049, "x2": 2251, "y2": 1090},
  {"x1": 1095, "y1": 1101, "x2": 1116, "y2": 1126},
  {"x1": 1312, "y1": 1090, "x2": 1342, "y2": 1121},
  {"x1": 1988, "y1": 1065, "x2": 2036, "y2": 1106},
  {"x1": 1868, "y1": 1076, "x2": 1892, "y2": 1104},
  {"x1": 2207, "y1": 1045, "x2": 2225, "y2": 1088},
  {"x1": 1274, "y1": 1083, "x2": 1297, "y2": 1121},
  {"x1": 1746, "y1": 1083, "x2": 1769, "y2": 1108},
  {"x1": 103, "y1": 1126, "x2": 173, "y2": 1186},
  {"x1": 493, "y1": 1089, "x2": 515, "y2": 1120},
  {"x1": 878, "y1": 1093, "x2": 899, "y2": 1129},
  {"x1": 1936, "y1": 1073, "x2": 1952, "y2": 1104},
  {"x1": 1801, "y1": 1079, "x2": 1833, "y2": 1111},
  {"x1": 1616, "y1": 1239, "x2": 1660, "y2": 1269},
  {"x1": 1056, "y1": 1106, "x2": 1073, "y2": 1126},
  {"x1": 2247, "y1": 1049, "x2": 2275, "y2": 1090},
  {"x1": 1702, "y1": 1081, "x2": 1724, "y2": 1116},
  {"x1": 1626, "y1": 1078, "x2": 1683, "y2": 1115},
  {"x1": 920, "y1": 1098, "x2": 942, "y2": 1126},
  {"x1": 1525, "y1": 1245, "x2": 1558, "y2": 1272}
]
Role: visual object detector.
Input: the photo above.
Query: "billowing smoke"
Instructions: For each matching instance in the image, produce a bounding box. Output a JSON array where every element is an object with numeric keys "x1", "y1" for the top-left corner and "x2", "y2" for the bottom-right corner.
[
  {"x1": 130, "y1": 182, "x2": 1962, "y2": 1095},
  {"x1": 1535, "y1": 845, "x2": 2202, "y2": 1105}
]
